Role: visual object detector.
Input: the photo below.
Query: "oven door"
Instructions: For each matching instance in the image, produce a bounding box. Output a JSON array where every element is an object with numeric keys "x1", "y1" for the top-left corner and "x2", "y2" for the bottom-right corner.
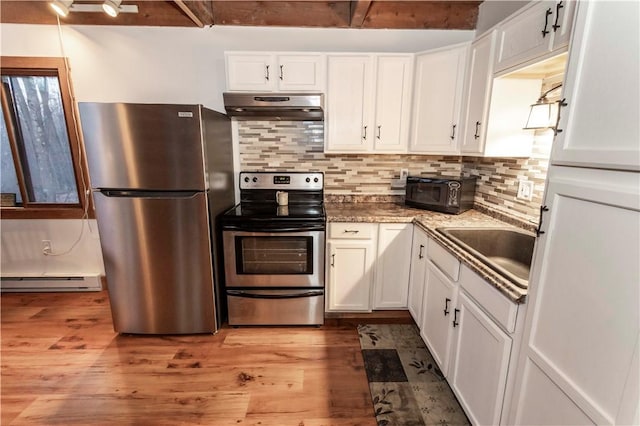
[{"x1": 223, "y1": 227, "x2": 325, "y2": 287}]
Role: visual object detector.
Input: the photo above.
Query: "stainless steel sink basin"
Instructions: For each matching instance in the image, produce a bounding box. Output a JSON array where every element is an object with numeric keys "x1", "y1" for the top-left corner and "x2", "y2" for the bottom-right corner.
[{"x1": 436, "y1": 227, "x2": 535, "y2": 289}]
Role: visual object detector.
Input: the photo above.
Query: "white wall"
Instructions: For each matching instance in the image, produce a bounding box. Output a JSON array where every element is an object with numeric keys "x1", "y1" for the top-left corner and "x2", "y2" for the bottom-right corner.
[
  {"x1": 0, "y1": 22, "x2": 474, "y2": 278},
  {"x1": 475, "y1": 0, "x2": 530, "y2": 36}
]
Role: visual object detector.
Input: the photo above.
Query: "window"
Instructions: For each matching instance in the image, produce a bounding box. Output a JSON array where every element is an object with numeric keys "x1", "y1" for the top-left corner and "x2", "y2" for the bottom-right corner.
[{"x1": 1, "y1": 57, "x2": 92, "y2": 219}]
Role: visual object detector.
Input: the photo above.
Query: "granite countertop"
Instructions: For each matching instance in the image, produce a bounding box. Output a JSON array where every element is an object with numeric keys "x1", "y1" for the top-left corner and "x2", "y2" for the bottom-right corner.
[{"x1": 325, "y1": 202, "x2": 530, "y2": 303}]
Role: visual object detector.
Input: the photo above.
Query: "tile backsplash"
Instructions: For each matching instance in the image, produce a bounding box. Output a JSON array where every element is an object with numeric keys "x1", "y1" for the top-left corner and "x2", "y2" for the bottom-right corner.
[
  {"x1": 237, "y1": 120, "x2": 550, "y2": 223},
  {"x1": 238, "y1": 121, "x2": 461, "y2": 194}
]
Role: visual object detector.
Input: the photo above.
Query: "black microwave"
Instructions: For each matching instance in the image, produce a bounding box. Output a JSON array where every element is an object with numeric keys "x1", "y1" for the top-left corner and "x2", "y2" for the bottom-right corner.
[{"x1": 405, "y1": 175, "x2": 477, "y2": 214}]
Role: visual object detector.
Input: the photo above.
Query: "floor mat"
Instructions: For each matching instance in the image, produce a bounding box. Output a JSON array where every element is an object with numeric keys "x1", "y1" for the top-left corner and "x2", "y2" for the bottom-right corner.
[{"x1": 358, "y1": 324, "x2": 470, "y2": 426}]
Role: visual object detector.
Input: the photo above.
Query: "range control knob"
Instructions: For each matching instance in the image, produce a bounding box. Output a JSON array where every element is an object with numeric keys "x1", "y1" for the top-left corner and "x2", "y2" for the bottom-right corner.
[
  {"x1": 314, "y1": 177, "x2": 319, "y2": 183},
  {"x1": 252, "y1": 177, "x2": 258, "y2": 183},
  {"x1": 244, "y1": 177, "x2": 249, "y2": 183},
  {"x1": 306, "y1": 177, "x2": 311, "y2": 183}
]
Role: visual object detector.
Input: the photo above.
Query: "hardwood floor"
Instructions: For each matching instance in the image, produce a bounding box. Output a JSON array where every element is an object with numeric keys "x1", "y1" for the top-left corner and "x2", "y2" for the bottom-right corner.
[{"x1": 1, "y1": 291, "x2": 410, "y2": 425}]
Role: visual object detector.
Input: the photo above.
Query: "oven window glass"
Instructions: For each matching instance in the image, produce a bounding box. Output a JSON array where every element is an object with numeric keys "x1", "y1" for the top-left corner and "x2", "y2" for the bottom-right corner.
[
  {"x1": 235, "y1": 236, "x2": 313, "y2": 275},
  {"x1": 411, "y1": 183, "x2": 443, "y2": 205}
]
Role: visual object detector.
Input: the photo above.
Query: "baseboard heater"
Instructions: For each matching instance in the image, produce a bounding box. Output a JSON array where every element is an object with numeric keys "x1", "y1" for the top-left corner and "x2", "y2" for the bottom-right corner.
[{"x1": 0, "y1": 275, "x2": 102, "y2": 292}]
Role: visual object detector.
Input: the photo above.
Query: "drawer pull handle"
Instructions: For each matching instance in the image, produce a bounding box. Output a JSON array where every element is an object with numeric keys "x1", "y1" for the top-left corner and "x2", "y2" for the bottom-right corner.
[
  {"x1": 343, "y1": 230, "x2": 360, "y2": 234},
  {"x1": 453, "y1": 308, "x2": 460, "y2": 327},
  {"x1": 377, "y1": 125, "x2": 381, "y2": 139},
  {"x1": 279, "y1": 65, "x2": 284, "y2": 80},
  {"x1": 265, "y1": 65, "x2": 270, "y2": 81},
  {"x1": 331, "y1": 254, "x2": 335, "y2": 267},
  {"x1": 553, "y1": 1, "x2": 563, "y2": 31},
  {"x1": 474, "y1": 121, "x2": 481, "y2": 139},
  {"x1": 536, "y1": 205, "x2": 550, "y2": 237},
  {"x1": 444, "y1": 298, "x2": 451, "y2": 316},
  {"x1": 362, "y1": 125, "x2": 368, "y2": 140},
  {"x1": 418, "y1": 244, "x2": 425, "y2": 259},
  {"x1": 542, "y1": 7, "x2": 552, "y2": 38},
  {"x1": 450, "y1": 124, "x2": 456, "y2": 140}
]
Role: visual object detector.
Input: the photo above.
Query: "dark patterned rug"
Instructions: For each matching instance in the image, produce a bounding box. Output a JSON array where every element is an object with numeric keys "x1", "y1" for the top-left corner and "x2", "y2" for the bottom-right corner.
[{"x1": 357, "y1": 324, "x2": 470, "y2": 426}]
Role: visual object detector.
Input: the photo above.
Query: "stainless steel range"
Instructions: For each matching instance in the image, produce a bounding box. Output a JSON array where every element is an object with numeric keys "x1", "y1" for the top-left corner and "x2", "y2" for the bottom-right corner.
[{"x1": 221, "y1": 172, "x2": 325, "y2": 326}]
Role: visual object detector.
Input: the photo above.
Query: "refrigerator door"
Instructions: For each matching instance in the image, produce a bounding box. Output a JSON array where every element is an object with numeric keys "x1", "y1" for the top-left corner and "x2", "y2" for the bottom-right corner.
[
  {"x1": 94, "y1": 190, "x2": 216, "y2": 334},
  {"x1": 80, "y1": 103, "x2": 206, "y2": 191}
]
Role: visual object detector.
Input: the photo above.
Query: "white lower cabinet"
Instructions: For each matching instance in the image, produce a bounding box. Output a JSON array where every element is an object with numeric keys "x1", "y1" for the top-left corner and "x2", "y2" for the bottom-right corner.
[
  {"x1": 326, "y1": 223, "x2": 377, "y2": 312},
  {"x1": 326, "y1": 222, "x2": 413, "y2": 312},
  {"x1": 420, "y1": 260, "x2": 458, "y2": 377},
  {"x1": 373, "y1": 223, "x2": 413, "y2": 309},
  {"x1": 407, "y1": 227, "x2": 429, "y2": 324},
  {"x1": 449, "y1": 290, "x2": 513, "y2": 426}
]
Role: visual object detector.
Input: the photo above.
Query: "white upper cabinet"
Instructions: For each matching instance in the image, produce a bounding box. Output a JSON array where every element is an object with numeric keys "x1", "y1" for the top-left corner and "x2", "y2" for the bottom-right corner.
[
  {"x1": 461, "y1": 30, "x2": 543, "y2": 158},
  {"x1": 551, "y1": 1, "x2": 640, "y2": 171},
  {"x1": 225, "y1": 52, "x2": 325, "y2": 92},
  {"x1": 495, "y1": 1, "x2": 576, "y2": 74},
  {"x1": 325, "y1": 54, "x2": 413, "y2": 153},
  {"x1": 410, "y1": 43, "x2": 469, "y2": 155},
  {"x1": 460, "y1": 31, "x2": 495, "y2": 155},
  {"x1": 373, "y1": 55, "x2": 413, "y2": 153},
  {"x1": 325, "y1": 55, "x2": 374, "y2": 152}
]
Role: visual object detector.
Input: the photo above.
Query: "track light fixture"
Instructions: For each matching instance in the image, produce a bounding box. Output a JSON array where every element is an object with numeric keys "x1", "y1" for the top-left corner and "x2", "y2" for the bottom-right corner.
[
  {"x1": 48, "y1": 0, "x2": 138, "y2": 18},
  {"x1": 102, "y1": 0, "x2": 122, "y2": 17},
  {"x1": 50, "y1": 0, "x2": 73, "y2": 17}
]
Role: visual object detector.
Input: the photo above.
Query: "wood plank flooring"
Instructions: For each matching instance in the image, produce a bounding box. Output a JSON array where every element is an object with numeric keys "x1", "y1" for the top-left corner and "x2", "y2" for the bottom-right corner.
[{"x1": 1, "y1": 291, "x2": 410, "y2": 425}]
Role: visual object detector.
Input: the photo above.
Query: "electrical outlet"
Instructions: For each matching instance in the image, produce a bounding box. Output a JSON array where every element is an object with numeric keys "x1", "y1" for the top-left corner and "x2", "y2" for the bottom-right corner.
[
  {"x1": 400, "y1": 168, "x2": 409, "y2": 181},
  {"x1": 42, "y1": 240, "x2": 52, "y2": 255},
  {"x1": 517, "y1": 180, "x2": 534, "y2": 201}
]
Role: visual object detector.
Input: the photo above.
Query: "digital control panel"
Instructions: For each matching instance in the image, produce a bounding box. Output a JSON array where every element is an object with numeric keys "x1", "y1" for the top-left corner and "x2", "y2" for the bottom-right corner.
[{"x1": 240, "y1": 172, "x2": 324, "y2": 190}]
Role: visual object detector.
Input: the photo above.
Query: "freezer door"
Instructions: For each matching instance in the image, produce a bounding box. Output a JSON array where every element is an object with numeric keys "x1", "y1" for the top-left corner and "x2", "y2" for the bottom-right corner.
[
  {"x1": 94, "y1": 191, "x2": 216, "y2": 334},
  {"x1": 80, "y1": 103, "x2": 206, "y2": 190}
]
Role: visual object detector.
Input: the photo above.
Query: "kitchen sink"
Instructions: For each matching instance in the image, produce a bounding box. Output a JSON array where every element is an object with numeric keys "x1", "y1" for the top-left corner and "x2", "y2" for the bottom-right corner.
[{"x1": 436, "y1": 227, "x2": 535, "y2": 289}]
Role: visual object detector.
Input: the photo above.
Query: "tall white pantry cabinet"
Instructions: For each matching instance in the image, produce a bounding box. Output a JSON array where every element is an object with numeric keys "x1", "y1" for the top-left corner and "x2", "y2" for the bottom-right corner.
[{"x1": 508, "y1": 2, "x2": 639, "y2": 425}]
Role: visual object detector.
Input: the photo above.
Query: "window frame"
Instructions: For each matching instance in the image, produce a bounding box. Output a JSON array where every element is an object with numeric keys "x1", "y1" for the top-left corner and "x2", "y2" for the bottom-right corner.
[{"x1": 1, "y1": 56, "x2": 93, "y2": 219}]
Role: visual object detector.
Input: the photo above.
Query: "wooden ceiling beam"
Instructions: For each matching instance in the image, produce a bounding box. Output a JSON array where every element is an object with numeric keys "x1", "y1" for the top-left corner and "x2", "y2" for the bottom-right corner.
[
  {"x1": 350, "y1": 0, "x2": 372, "y2": 28},
  {"x1": 362, "y1": 1, "x2": 481, "y2": 30},
  {"x1": 211, "y1": 1, "x2": 350, "y2": 28},
  {"x1": 173, "y1": 0, "x2": 215, "y2": 27}
]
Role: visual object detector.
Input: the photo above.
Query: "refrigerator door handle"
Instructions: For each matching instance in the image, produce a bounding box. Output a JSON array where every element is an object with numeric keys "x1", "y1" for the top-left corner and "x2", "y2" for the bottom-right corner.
[
  {"x1": 227, "y1": 290, "x2": 324, "y2": 299},
  {"x1": 99, "y1": 190, "x2": 201, "y2": 198}
]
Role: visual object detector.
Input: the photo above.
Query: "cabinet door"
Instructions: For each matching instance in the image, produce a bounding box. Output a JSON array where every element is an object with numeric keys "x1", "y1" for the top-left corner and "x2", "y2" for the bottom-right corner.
[
  {"x1": 373, "y1": 223, "x2": 413, "y2": 309},
  {"x1": 420, "y1": 260, "x2": 458, "y2": 377},
  {"x1": 277, "y1": 55, "x2": 325, "y2": 91},
  {"x1": 325, "y1": 55, "x2": 374, "y2": 152},
  {"x1": 450, "y1": 291, "x2": 512, "y2": 426},
  {"x1": 226, "y1": 53, "x2": 276, "y2": 91},
  {"x1": 551, "y1": 1, "x2": 640, "y2": 171},
  {"x1": 407, "y1": 227, "x2": 429, "y2": 325},
  {"x1": 326, "y1": 240, "x2": 375, "y2": 311},
  {"x1": 410, "y1": 44, "x2": 468, "y2": 154},
  {"x1": 495, "y1": 1, "x2": 555, "y2": 73},
  {"x1": 373, "y1": 55, "x2": 412, "y2": 153},
  {"x1": 509, "y1": 166, "x2": 640, "y2": 425},
  {"x1": 461, "y1": 31, "x2": 496, "y2": 155},
  {"x1": 550, "y1": 0, "x2": 576, "y2": 51}
]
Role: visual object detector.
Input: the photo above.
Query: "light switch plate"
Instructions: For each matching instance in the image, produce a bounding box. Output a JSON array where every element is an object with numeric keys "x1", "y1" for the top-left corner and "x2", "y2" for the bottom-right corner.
[{"x1": 400, "y1": 168, "x2": 409, "y2": 181}]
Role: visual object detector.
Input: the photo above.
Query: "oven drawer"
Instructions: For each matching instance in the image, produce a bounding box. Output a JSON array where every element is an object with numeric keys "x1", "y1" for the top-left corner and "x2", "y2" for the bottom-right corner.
[
  {"x1": 227, "y1": 289, "x2": 324, "y2": 325},
  {"x1": 328, "y1": 223, "x2": 376, "y2": 239}
]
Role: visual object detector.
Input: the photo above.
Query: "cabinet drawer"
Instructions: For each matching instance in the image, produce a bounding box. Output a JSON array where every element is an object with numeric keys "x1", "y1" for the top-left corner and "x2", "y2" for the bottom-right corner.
[
  {"x1": 328, "y1": 223, "x2": 375, "y2": 239},
  {"x1": 428, "y1": 240, "x2": 461, "y2": 282},
  {"x1": 459, "y1": 265, "x2": 518, "y2": 333}
]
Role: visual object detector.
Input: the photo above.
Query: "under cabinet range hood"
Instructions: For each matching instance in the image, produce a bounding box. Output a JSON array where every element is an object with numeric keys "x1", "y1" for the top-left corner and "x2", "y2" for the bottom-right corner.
[{"x1": 223, "y1": 92, "x2": 324, "y2": 121}]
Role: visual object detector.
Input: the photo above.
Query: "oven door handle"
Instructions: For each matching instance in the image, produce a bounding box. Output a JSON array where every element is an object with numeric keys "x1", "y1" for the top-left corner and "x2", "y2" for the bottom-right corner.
[
  {"x1": 222, "y1": 224, "x2": 325, "y2": 232},
  {"x1": 227, "y1": 290, "x2": 324, "y2": 299}
]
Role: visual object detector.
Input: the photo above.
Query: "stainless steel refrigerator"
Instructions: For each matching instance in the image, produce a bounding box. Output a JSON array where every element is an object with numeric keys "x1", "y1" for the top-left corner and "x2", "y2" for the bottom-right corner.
[{"x1": 79, "y1": 103, "x2": 235, "y2": 334}]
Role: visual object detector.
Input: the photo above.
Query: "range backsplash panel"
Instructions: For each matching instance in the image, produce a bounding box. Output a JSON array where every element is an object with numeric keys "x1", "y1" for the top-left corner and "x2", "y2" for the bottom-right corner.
[{"x1": 237, "y1": 120, "x2": 550, "y2": 223}]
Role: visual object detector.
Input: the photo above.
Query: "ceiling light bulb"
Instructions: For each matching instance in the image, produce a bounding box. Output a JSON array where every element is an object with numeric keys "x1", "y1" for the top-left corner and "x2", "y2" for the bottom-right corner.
[
  {"x1": 102, "y1": 0, "x2": 122, "y2": 17},
  {"x1": 50, "y1": 0, "x2": 73, "y2": 17}
]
